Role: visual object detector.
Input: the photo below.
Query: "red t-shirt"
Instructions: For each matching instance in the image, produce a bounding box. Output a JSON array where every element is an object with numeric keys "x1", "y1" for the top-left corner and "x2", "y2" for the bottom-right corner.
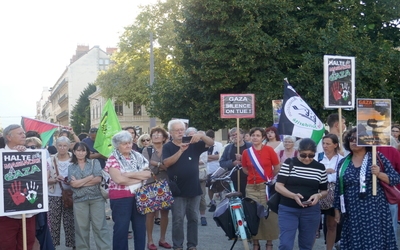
[{"x1": 242, "y1": 145, "x2": 280, "y2": 184}]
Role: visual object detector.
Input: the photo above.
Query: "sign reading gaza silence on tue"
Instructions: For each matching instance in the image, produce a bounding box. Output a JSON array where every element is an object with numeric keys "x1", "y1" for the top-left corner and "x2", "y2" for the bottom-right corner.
[{"x1": 220, "y1": 94, "x2": 255, "y2": 118}]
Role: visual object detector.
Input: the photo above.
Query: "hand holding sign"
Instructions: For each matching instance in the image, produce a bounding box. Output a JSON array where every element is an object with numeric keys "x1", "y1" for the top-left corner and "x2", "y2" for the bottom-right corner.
[{"x1": 8, "y1": 181, "x2": 26, "y2": 205}]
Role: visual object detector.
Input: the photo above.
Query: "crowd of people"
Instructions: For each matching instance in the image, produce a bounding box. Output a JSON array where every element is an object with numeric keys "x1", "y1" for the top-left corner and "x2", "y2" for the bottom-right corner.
[{"x1": 0, "y1": 112, "x2": 400, "y2": 250}]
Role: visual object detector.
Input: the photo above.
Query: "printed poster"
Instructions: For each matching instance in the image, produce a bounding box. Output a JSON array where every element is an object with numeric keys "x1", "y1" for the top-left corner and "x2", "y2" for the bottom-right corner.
[
  {"x1": 324, "y1": 55, "x2": 355, "y2": 109},
  {"x1": 356, "y1": 99, "x2": 391, "y2": 146},
  {"x1": 272, "y1": 99, "x2": 283, "y2": 125},
  {"x1": 0, "y1": 150, "x2": 48, "y2": 216}
]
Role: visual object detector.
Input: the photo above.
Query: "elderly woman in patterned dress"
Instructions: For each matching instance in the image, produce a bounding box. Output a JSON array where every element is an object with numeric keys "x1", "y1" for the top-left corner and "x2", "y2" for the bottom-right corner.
[
  {"x1": 334, "y1": 128, "x2": 400, "y2": 249},
  {"x1": 48, "y1": 137, "x2": 75, "y2": 248}
]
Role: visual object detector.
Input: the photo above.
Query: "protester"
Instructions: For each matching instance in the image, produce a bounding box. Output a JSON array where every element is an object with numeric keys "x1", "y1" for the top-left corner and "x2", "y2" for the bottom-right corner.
[
  {"x1": 276, "y1": 138, "x2": 328, "y2": 250},
  {"x1": 265, "y1": 126, "x2": 282, "y2": 151},
  {"x1": 124, "y1": 126, "x2": 140, "y2": 152},
  {"x1": 138, "y1": 134, "x2": 151, "y2": 153},
  {"x1": 48, "y1": 136, "x2": 75, "y2": 249},
  {"x1": 319, "y1": 134, "x2": 343, "y2": 250},
  {"x1": 0, "y1": 124, "x2": 37, "y2": 250},
  {"x1": 219, "y1": 128, "x2": 251, "y2": 196},
  {"x1": 142, "y1": 127, "x2": 172, "y2": 250},
  {"x1": 104, "y1": 131, "x2": 151, "y2": 250},
  {"x1": 241, "y1": 127, "x2": 280, "y2": 250},
  {"x1": 334, "y1": 128, "x2": 400, "y2": 249},
  {"x1": 68, "y1": 142, "x2": 111, "y2": 250},
  {"x1": 82, "y1": 128, "x2": 107, "y2": 168},
  {"x1": 277, "y1": 135, "x2": 298, "y2": 164},
  {"x1": 163, "y1": 120, "x2": 214, "y2": 250}
]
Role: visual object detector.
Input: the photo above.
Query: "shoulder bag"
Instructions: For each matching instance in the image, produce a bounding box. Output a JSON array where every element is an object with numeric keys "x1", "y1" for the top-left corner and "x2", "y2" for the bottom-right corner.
[
  {"x1": 266, "y1": 157, "x2": 294, "y2": 214},
  {"x1": 377, "y1": 154, "x2": 400, "y2": 204},
  {"x1": 54, "y1": 158, "x2": 73, "y2": 208}
]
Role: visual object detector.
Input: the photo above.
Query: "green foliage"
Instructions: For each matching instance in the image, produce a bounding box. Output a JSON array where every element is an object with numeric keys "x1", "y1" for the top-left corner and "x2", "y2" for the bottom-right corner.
[{"x1": 70, "y1": 84, "x2": 97, "y2": 133}]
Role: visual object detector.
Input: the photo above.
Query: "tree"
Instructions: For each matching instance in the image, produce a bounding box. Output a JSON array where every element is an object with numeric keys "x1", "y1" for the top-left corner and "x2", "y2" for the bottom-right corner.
[
  {"x1": 70, "y1": 83, "x2": 97, "y2": 133},
  {"x1": 171, "y1": 0, "x2": 400, "y2": 128}
]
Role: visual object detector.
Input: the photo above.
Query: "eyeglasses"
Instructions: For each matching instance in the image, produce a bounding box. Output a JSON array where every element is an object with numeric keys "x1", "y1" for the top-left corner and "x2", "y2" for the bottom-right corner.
[
  {"x1": 348, "y1": 136, "x2": 357, "y2": 142},
  {"x1": 284, "y1": 141, "x2": 294, "y2": 144},
  {"x1": 25, "y1": 145, "x2": 37, "y2": 149},
  {"x1": 141, "y1": 139, "x2": 150, "y2": 142},
  {"x1": 152, "y1": 133, "x2": 162, "y2": 138},
  {"x1": 299, "y1": 153, "x2": 315, "y2": 159},
  {"x1": 57, "y1": 145, "x2": 69, "y2": 148}
]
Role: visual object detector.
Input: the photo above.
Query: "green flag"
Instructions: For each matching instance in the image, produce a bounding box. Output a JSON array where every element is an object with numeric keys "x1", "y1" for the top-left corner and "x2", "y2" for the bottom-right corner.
[{"x1": 94, "y1": 99, "x2": 122, "y2": 157}]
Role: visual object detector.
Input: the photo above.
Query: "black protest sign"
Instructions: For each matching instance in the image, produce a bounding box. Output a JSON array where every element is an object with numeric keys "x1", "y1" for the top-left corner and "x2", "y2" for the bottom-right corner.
[
  {"x1": 220, "y1": 94, "x2": 255, "y2": 118},
  {"x1": 324, "y1": 55, "x2": 355, "y2": 109},
  {"x1": 1, "y1": 150, "x2": 48, "y2": 216}
]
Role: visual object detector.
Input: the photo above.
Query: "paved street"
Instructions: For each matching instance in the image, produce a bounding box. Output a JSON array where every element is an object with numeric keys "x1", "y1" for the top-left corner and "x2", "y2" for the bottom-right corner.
[{"x1": 57, "y1": 197, "x2": 400, "y2": 249}]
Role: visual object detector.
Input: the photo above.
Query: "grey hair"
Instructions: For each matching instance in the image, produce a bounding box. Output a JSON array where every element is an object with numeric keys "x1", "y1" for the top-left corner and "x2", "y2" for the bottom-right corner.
[
  {"x1": 167, "y1": 120, "x2": 185, "y2": 132},
  {"x1": 3, "y1": 124, "x2": 22, "y2": 144},
  {"x1": 283, "y1": 135, "x2": 296, "y2": 143},
  {"x1": 112, "y1": 131, "x2": 133, "y2": 148},
  {"x1": 229, "y1": 127, "x2": 244, "y2": 135},
  {"x1": 56, "y1": 136, "x2": 71, "y2": 146},
  {"x1": 137, "y1": 134, "x2": 151, "y2": 148},
  {"x1": 185, "y1": 127, "x2": 198, "y2": 136}
]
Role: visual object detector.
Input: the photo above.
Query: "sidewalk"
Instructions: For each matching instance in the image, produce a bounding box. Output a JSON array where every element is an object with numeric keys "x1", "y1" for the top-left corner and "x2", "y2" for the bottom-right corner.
[{"x1": 57, "y1": 198, "x2": 400, "y2": 249}]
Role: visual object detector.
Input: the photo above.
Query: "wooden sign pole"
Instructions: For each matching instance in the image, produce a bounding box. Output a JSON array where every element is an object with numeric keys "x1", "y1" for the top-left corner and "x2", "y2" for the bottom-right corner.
[
  {"x1": 22, "y1": 214, "x2": 27, "y2": 250},
  {"x1": 338, "y1": 108, "x2": 344, "y2": 155},
  {"x1": 372, "y1": 146, "x2": 377, "y2": 195},
  {"x1": 236, "y1": 118, "x2": 241, "y2": 193}
]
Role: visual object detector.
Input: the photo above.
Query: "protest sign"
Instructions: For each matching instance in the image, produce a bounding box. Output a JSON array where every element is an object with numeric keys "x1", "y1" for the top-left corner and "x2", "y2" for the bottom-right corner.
[
  {"x1": 324, "y1": 55, "x2": 355, "y2": 109},
  {"x1": 356, "y1": 99, "x2": 391, "y2": 146},
  {"x1": 220, "y1": 94, "x2": 255, "y2": 118},
  {"x1": 0, "y1": 150, "x2": 48, "y2": 216}
]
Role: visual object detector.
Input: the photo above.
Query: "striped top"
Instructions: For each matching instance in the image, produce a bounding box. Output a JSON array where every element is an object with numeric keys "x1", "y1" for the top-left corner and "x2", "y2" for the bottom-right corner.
[{"x1": 277, "y1": 157, "x2": 327, "y2": 208}]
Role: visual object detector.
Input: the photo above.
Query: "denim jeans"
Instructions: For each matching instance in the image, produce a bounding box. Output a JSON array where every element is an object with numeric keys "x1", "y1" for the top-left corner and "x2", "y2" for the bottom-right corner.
[
  {"x1": 110, "y1": 197, "x2": 146, "y2": 250},
  {"x1": 171, "y1": 196, "x2": 201, "y2": 249},
  {"x1": 388, "y1": 203, "x2": 398, "y2": 243},
  {"x1": 278, "y1": 204, "x2": 321, "y2": 250}
]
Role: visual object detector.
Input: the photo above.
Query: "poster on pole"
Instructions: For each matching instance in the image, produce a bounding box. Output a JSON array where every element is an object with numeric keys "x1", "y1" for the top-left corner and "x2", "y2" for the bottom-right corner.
[
  {"x1": 220, "y1": 94, "x2": 255, "y2": 118},
  {"x1": 0, "y1": 150, "x2": 48, "y2": 216},
  {"x1": 272, "y1": 99, "x2": 283, "y2": 125},
  {"x1": 356, "y1": 99, "x2": 391, "y2": 146},
  {"x1": 324, "y1": 55, "x2": 355, "y2": 109}
]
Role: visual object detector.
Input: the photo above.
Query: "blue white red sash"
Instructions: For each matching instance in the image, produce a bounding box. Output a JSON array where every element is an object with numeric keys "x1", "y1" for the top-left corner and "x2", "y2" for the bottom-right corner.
[{"x1": 248, "y1": 146, "x2": 271, "y2": 183}]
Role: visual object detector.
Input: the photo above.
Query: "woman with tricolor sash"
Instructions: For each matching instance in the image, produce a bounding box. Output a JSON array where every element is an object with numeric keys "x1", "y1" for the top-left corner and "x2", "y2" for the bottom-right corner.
[
  {"x1": 241, "y1": 127, "x2": 280, "y2": 250},
  {"x1": 334, "y1": 128, "x2": 399, "y2": 249}
]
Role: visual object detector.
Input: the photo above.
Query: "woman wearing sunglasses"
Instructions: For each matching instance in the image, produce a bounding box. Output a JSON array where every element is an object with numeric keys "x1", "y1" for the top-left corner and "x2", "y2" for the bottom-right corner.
[
  {"x1": 138, "y1": 134, "x2": 151, "y2": 153},
  {"x1": 275, "y1": 138, "x2": 328, "y2": 250},
  {"x1": 333, "y1": 128, "x2": 400, "y2": 249}
]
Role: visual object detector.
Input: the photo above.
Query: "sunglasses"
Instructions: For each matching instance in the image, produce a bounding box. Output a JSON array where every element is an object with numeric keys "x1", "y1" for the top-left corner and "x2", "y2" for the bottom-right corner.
[
  {"x1": 141, "y1": 139, "x2": 150, "y2": 142},
  {"x1": 348, "y1": 136, "x2": 357, "y2": 142},
  {"x1": 299, "y1": 153, "x2": 315, "y2": 159},
  {"x1": 25, "y1": 145, "x2": 37, "y2": 149}
]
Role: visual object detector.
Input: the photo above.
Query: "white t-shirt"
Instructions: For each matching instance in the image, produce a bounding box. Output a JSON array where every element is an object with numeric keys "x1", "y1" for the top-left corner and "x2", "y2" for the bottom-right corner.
[
  {"x1": 49, "y1": 159, "x2": 72, "y2": 197},
  {"x1": 207, "y1": 141, "x2": 223, "y2": 174}
]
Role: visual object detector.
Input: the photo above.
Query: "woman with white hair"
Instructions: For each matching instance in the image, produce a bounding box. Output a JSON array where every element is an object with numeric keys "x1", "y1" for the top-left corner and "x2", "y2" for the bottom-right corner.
[
  {"x1": 48, "y1": 136, "x2": 75, "y2": 249},
  {"x1": 104, "y1": 130, "x2": 151, "y2": 250},
  {"x1": 276, "y1": 135, "x2": 298, "y2": 164}
]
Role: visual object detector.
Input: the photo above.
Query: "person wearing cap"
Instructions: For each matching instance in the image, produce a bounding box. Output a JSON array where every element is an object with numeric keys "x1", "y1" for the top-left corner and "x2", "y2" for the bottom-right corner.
[{"x1": 82, "y1": 128, "x2": 107, "y2": 169}]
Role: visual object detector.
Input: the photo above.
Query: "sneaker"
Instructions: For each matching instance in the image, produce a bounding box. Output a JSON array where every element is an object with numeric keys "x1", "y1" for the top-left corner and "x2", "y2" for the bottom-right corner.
[
  {"x1": 201, "y1": 217, "x2": 207, "y2": 226},
  {"x1": 207, "y1": 202, "x2": 212, "y2": 207},
  {"x1": 208, "y1": 204, "x2": 216, "y2": 212}
]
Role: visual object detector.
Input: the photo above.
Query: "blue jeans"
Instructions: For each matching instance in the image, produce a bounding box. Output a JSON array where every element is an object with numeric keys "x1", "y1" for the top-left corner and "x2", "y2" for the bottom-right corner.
[
  {"x1": 110, "y1": 197, "x2": 146, "y2": 250},
  {"x1": 278, "y1": 204, "x2": 321, "y2": 250},
  {"x1": 171, "y1": 196, "x2": 201, "y2": 249},
  {"x1": 389, "y1": 203, "x2": 398, "y2": 243}
]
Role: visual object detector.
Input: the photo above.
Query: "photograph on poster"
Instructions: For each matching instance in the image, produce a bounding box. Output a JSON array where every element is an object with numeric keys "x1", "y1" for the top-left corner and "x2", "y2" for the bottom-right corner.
[
  {"x1": 356, "y1": 99, "x2": 391, "y2": 146},
  {"x1": 272, "y1": 99, "x2": 283, "y2": 124},
  {"x1": 324, "y1": 55, "x2": 355, "y2": 109},
  {"x1": 0, "y1": 150, "x2": 48, "y2": 216}
]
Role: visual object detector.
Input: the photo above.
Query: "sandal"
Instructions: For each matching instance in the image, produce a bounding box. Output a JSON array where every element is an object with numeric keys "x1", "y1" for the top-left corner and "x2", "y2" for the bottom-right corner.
[
  {"x1": 154, "y1": 218, "x2": 161, "y2": 225},
  {"x1": 316, "y1": 230, "x2": 320, "y2": 239},
  {"x1": 266, "y1": 243, "x2": 273, "y2": 250},
  {"x1": 252, "y1": 243, "x2": 260, "y2": 250}
]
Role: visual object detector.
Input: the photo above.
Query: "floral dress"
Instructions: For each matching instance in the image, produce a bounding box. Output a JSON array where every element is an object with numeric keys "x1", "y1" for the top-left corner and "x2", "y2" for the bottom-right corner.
[{"x1": 334, "y1": 152, "x2": 400, "y2": 249}]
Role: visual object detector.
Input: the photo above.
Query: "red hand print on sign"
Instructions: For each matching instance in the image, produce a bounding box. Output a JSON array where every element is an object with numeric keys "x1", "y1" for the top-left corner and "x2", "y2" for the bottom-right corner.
[
  {"x1": 8, "y1": 181, "x2": 26, "y2": 205},
  {"x1": 331, "y1": 81, "x2": 343, "y2": 101}
]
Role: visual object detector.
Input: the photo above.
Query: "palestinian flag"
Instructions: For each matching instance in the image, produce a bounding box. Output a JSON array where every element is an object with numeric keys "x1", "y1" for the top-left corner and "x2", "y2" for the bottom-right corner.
[
  {"x1": 94, "y1": 99, "x2": 122, "y2": 157},
  {"x1": 277, "y1": 79, "x2": 325, "y2": 143},
  {"x1": 21, "y1": 117, "x2": 59, "y2": 147}
]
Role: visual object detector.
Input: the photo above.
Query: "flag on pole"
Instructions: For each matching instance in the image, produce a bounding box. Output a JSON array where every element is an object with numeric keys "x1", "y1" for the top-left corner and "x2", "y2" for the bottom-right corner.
[
  {"x1": 278, "y1": 79, "x2": 325, "y2": 144},
  {"x1": 94, "y1": 99, "x2": 122, "y2": 157},
  {"x1": 21, "y1": 117, "x2": 59, "y2": 147}
]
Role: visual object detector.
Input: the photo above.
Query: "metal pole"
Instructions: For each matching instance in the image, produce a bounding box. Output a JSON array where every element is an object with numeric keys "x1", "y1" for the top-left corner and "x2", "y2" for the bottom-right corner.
[{"x1": 149, "y1": 32, "x2": 156, "y2": 128}]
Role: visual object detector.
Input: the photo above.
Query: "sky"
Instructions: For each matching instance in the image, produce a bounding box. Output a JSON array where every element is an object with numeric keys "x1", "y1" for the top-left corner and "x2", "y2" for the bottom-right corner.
[{"x1": 0, "y1": 0, "x2": 158, "y2": 129}]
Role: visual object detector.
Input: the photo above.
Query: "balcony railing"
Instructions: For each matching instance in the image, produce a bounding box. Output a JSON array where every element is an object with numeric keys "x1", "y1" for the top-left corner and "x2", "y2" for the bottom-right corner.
[
  {"x1": 58, "y1": 94, "x2": 68, "y2": 104},
  {"x1": 56, "y1": 110, "x2": 68, "y2": 120}
]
